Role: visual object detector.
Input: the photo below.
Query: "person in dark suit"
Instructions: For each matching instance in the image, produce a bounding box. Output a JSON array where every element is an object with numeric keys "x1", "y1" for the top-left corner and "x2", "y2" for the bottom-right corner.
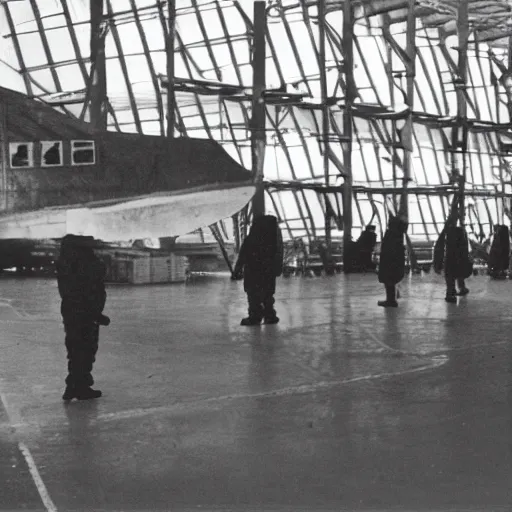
[
  {"x1": 56, "y1": 235, "x2": 110, "y2": 400},
  {"x1": 377, "y1": 214, "x2": 408, "y2": 307},
  {"x1": 356, "y1": 224, "x2": 377, "y2": 271},
  {"x1": 232, "y1": 215, "x2": 283, "y2": 325},
  {"x1": 433, "y1": 193, "x2": 471, "y2": 302},
  {"x1": 488, "y1": 224, "x2": 510, "y2": 278}
]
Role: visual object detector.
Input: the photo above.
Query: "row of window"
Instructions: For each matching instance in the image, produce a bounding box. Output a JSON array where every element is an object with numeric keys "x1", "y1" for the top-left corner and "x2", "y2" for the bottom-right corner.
[{"x1": 9, "y1": 140, "x2": 96, "y2": 168}]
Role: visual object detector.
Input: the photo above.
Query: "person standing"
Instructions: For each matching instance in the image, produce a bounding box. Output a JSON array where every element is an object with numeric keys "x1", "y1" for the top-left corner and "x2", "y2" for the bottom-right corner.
[
  {"x1": 488, "y1": 224, "x2": 510, "y2": 279},
  {"x1": 356, "y1": 224, "x2": 377, "y2": 272},
  {"x1": 57, "y1": 235, "x2": 110, "y2": 400},
  {"x1": 232, "y1": 215, "x2": 283, "y2": 325},
  {"x1": 377, "y1": 213, "x2": 408, "y2": 308},
  {"x1": 433, "y1": 193, "x2": 471, "y2": 302}
]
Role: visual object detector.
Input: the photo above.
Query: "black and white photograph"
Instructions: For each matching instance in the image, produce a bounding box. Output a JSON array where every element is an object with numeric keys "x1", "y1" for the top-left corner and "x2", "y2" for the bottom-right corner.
[{"x1": 0, "y1": 1, "x2": 510, "y2": 511}]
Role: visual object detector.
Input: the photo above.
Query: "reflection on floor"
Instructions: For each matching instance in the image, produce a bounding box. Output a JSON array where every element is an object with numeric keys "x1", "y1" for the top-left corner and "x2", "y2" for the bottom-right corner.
[{"x1": 0, "y1": 273, "x2": 510, "y2": 511}]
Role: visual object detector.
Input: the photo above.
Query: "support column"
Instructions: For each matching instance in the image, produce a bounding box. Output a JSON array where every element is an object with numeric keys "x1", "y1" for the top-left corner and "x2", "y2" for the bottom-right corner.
[
  {"x1": 167, "y1": 0, "x2": 177, "y2": 140},
  {"x1": 319, "y1": 0, "x2": 331, "y2": 246},
  {"x1": 399, "y1": 0, "x2": 417, "y2": 219},
  {"x1": 342, "y1": 0, "x2": 355, "y2": 271},
  {"x1": 453, "y1": 0, "x2": 469, "y2": 225},
  {"x1": 90, "y1": 0, "x2": 107, "y2": 131},
  {"x1": 251, "y1": 1, "x2": 266, "y2": 217},
  {"x1": 384, "y1": 15, "x2": 399, "y2": 213},
  {"x1": 0, "y1": 101, "x2": 7, "y2": 211}
]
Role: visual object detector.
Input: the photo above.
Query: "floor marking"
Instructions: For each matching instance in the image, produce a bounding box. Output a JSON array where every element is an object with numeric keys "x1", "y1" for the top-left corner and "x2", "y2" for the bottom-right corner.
[
  {"x1": 94, "y1": 358, "x2": 448, "y2": 425},
  {"x1": 359, "y1": 325, "x2": 427, "y2": 357},
  {"x1": 0, "y1": 391, "x2": 57, "y2": 512},
  {"x1": 18, "y1": 442, "x2": 58, "y2": 512},
  {"x1": 359, "y1": 326, "x2": 509, "y2": 356}
]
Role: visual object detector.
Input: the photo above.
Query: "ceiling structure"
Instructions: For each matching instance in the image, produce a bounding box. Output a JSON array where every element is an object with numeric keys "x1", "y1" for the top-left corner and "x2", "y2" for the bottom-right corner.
[{"x1": 2, "y1": 0, "x2": 512, "y2": 242}]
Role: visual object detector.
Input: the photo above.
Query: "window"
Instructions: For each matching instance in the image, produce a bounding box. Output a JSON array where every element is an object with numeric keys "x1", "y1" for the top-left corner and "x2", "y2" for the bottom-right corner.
[
  {"x1": 41, "y1": 140, "x2": 63, "y2": 167},
  {"x1": 71, "y1": 140, "x2": 95, "y2": 165},
  {"x1": 9, "y1": 142, "x2": 34, "y2": 168}
]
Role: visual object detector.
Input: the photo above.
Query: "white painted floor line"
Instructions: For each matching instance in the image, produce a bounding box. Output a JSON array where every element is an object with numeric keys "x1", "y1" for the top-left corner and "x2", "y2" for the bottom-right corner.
[
  {"x1": 95, "y1": 358, "x2": 448, "y2": 425},
  {"x1": 0, "y1": 391, "x2": 57, "y2": 512},
  {"x1": 18, "y1": 442, "x2": 58, "y2": 512},
  {"x1": 360, "y1": 326, "x2": 425, "y2": 357}
]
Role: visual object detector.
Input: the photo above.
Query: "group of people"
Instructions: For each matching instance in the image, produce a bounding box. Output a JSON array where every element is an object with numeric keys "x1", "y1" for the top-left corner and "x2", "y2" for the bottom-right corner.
[
  {"x1": 378, "y1": 192, "x2": 473, "y2": 307},
  {"x1": 56, "y1": 216, "x2": 285, "y2": 401},
  {"x1": 56, "y1": 204, "x2": 499, "y2": 400}
]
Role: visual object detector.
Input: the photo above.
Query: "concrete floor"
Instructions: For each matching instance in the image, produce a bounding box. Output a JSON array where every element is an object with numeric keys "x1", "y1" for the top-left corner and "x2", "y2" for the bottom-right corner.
[{"x1": 0, "y1": 272, "x2": 510, "y2": 512}]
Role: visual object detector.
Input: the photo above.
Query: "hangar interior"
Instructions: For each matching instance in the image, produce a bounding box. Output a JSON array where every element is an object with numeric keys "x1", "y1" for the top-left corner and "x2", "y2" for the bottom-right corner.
[{"x1": 0, "y1": 2, "x2": 511, "y2": 511}]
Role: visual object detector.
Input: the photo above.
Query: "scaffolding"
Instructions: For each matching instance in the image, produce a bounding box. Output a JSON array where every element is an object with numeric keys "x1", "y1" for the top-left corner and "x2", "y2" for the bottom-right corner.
[{"x1": 1, "y1": 0, "x2": 512, "y2": 248}]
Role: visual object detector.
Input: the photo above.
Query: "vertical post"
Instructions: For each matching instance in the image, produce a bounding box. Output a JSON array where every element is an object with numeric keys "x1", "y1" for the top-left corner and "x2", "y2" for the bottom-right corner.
[
  {"x1": 251, "y1": 1, "x2": 266, "y2": 217},
  {"x1": 90, "y1": 0, "x2": 107, "y2": 131},
  {"x1": 319, "y1": 0, "x2": 330, "y2": 246},
  {"x1": 399, "y1": 0, "x2": 416, "y2": 220},
  {"x1": 454, "y1": 0, "x2": 469, "y2": 225},
  {"x1": 385, "y1": 15, "x2": 398, "y2": 214},
  {"x1": 342, "y1": 0, "x2": 354, "y2": 271},
  {"x1": 167, "y1": 0, "x2": 177, "y2": 140},
  {"x1": 0, "y1": 100, "x2": 8, "y2": 211}
]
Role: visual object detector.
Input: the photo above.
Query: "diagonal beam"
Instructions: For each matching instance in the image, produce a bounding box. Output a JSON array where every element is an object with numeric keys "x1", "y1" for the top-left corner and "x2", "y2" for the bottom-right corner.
[
  {"x1": 192, "y1": 0, "x2": 222, "y2": 81},
  {"x1": 61, "y1": 0, "x2": 88, "y2": 84},
  {"x1": 3, "y1": 3, "x2": 33, "y2": 96},
  {"x1": 215, "y1": 1, "x2": 243, "y2": 85},
  {"x1": 128, "y1": 0, "x2": 165, "y2": 136},
  {"x1": 105, "y1": 0, "x2": 142, "y2": 134},
  {"x1": 28, "y1": 0, "x2": 62, "y2": 91}
]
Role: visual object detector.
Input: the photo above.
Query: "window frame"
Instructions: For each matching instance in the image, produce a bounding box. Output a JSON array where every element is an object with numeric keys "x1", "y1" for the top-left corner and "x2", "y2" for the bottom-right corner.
[
  {"x1": 40, "y1": 140, "x2": 63, "y2": 167},
  {"x1": 71, "y1": 139, "x2": 96, "y2": 166},
  {"x1": 9, "y1": 142, "x2": 34, "y2": 169}
]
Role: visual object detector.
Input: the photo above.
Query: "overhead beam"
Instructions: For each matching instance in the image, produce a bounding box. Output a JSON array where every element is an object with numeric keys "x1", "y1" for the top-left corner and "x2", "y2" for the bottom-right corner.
[
  {"x1": 90, "y1": 0, "x2": 107, "y2": 131},
  {"x1": 251, "y1": 1, "x2": 266, "y2": 217},
  {"x1": 342, "y1": 0, "x2": 355, "y2": 272}
]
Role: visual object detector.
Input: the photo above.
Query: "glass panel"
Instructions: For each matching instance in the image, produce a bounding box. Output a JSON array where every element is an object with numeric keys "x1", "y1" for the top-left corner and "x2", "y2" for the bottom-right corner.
[{"x1": 41, "y1": 141, "x2": 63, "y2": 167}]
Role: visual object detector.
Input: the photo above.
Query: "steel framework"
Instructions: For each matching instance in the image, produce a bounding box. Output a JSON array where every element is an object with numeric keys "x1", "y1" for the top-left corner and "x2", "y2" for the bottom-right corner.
[{"x1": 2, "y1": 0, "x2": 512, "y2": 244}]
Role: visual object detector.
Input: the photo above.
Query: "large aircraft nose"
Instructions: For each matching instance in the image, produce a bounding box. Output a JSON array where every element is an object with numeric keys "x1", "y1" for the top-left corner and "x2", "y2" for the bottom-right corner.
[
  {"x1": 68, "y1": 183, "x2": 255, "y2": 240},
  {"x1": 0, "y1": 183, "x2": 256, "y2": 241}
]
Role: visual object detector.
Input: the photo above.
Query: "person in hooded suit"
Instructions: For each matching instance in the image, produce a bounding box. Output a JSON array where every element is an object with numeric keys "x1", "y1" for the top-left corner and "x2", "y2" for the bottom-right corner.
[
  {"x1": 433, "y1": 193, "x2": 471, "y2": 302},
  {"x1": 356, "y1": 224, "x2": 377, "y2": 271},
  {"x1": 377, "y1": 214, "x2": 408, "y2": 307},
  {"x1": 232, "y1": 215, "x2": 283, "y2": 325},
  {"x1": 56, "y1": 235, "x2": 110, "y2": 400},
  {"x1": 488, "y1": 224, "x2": 510, "y2": 278}
]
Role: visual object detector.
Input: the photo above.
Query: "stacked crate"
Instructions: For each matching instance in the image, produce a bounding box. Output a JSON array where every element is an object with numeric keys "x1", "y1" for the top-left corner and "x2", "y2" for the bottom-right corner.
[
  {"x1": 110, "y1": 258, "x2": 151, "y2": 284},
  {"x1": 150, "y1": 254, "x2": 188, "y2": 283},
  {"x1": 99, "y1": 250, "x2": 188, "y2": 284}
]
